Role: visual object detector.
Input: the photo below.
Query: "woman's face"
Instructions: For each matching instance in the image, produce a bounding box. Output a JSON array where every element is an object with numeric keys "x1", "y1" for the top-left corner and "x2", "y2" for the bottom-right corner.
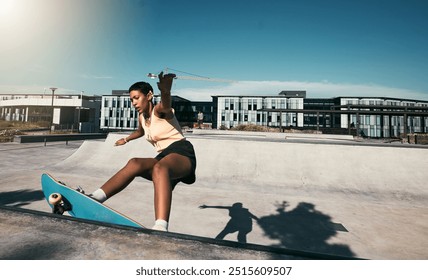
[{"x1": 129, "y1": 90, "x2": 152, "y2": 114}]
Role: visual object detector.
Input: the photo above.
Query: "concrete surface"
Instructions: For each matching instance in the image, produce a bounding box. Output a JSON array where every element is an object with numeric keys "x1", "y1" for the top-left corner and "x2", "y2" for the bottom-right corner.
[
  {"x1": 0, "y1": 206, "x2": 314, "y2": 260},
  {"x1": 1, "y1": 130, "x2": 427, "y2": 259}
]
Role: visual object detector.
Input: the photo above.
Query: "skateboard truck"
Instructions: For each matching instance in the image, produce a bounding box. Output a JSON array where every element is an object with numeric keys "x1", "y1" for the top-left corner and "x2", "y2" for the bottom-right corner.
[{"x1": 48, "y1": 193, "x2": 72, "y2": 215}]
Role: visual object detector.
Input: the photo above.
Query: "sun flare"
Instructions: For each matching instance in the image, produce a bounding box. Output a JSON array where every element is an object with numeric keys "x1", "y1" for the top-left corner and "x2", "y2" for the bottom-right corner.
[{"x1": 0, "y1": 0, "x2": 17, "y2": 18}]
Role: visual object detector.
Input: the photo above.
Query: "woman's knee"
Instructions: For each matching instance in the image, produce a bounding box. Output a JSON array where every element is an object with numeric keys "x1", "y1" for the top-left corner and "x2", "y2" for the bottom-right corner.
[
  {"x1": 124, "y1": 158, "x2": 141, "y2": 171},
  {"x1": 126, "y1": 158, "x2": 139, "y2": 167},
  {"x1": 152, "y1": 162, "x2": 170, "y2": 182}
]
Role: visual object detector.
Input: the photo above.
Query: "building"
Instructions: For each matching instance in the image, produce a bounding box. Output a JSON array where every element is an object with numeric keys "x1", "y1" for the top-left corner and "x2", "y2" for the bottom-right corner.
[
  {"x1": 100, "y1": 91, "x2": 213, "y2": 131},
  {"x1": 100, "y1": 89, "x2": 428, "y2": 138},
  {"x1": 212, "y1": 91, "x2": 306, "y2": 129},
  {"x1": 0, "y1": 93, "x2": 101, "y2": 132},
  {"x1": 213, "y1": 93, "x2": 428, "y2": 138},
  {"x1": 174, "y1": 100, "x2": 213, "y2": 128},
  {"x1": 6, "y1": 88, "x2": 426, "y2": 139},
  {"x1": 334, "y1": 97, "x2": 428, "y2": 137},
  {"x1": 100, "y1": 90, "x2": 139, "y2": 131}
]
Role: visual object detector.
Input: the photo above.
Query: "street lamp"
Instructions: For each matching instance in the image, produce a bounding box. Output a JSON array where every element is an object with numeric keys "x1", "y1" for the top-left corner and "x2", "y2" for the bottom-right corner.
[
  {"x1": 77, "y1": 91, "x2": 84, "y2": 133},
  {"x1": 49, "y1": 87, "x2": 57, "y2": 133}
]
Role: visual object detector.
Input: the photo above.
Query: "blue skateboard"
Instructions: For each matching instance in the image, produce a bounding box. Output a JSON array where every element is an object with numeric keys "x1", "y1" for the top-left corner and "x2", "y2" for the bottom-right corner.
[{"x1": 41, "y1": 173, "x2": 144, "y2": 229}]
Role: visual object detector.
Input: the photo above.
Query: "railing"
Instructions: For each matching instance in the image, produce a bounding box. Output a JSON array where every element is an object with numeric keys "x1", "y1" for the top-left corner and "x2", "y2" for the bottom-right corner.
[{"x1": 14, "y1": 133, "x2": 107, "y2": 145}]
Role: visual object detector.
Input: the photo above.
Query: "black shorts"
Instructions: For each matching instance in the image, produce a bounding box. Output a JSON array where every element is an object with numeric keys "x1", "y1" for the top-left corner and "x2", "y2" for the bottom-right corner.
[{"x1": 155, "y1": 139, "x2": 197, "y2": 185}]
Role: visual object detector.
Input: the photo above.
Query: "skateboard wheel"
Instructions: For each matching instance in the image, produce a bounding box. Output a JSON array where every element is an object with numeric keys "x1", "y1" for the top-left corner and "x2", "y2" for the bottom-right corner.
[{"x1": 49, "y1": 193, "x2": 62, "y2": 205}]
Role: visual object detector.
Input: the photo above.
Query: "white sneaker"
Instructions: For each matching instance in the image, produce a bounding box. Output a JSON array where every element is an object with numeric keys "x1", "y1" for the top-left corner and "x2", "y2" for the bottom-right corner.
[{"x1": 152, "y1": 224, "x2": 168, "y2": 232}]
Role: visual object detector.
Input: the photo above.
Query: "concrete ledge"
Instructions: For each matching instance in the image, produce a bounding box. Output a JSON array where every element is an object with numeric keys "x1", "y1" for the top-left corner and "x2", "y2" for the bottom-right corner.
[
  {"x1": 0, "y1": 206, "x2": 359, "y2": 260},
  {"x1": 14, "y1": 133, "x2": 107, "y2": 143},
  {"x1": 191, "y1": 129, "x2": 355, "y2": 140}
]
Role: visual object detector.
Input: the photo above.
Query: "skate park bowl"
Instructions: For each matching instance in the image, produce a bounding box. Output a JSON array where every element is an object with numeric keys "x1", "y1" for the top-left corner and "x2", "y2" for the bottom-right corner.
[
  {"x1": 1, "y1": 131, "x2": 427, "y2": 259},
  {"x1": 48, "y1": 132, "x2": 428, "y2": 259}
]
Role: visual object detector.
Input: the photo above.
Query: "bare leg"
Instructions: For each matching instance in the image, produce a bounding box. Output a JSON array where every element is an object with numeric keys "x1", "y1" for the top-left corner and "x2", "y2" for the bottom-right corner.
[
  {"x1": 151, "y1": 153, "x2": 192, "y2": 222},
  {"x1": 100, "y1": 158, "x2": 157, "y2": 198}
]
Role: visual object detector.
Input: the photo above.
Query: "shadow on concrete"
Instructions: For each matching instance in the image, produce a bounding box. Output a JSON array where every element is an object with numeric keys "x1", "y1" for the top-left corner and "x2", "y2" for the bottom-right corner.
[
  {"x1": 199, "y1": 202, "x2": 259, "y2": 243},
  {"x1": 0, "y1": 189, "x2": 45, "y2": 207},
  {"x1": 257, "y1": 201, "x2": 355, "y2": 258},
  {"x1": 199, "y1": 200, "x2": 355, "y2": 258},
  {"x1": 1, "y1": 239, "x2": 74, "y2": 260}
]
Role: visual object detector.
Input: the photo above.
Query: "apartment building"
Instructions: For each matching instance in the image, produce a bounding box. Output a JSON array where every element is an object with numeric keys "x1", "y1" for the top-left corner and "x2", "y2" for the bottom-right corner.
[
  {"x1": 213, "y1": 93, "x2": 428, "y2": 137},
  {"x1": 100, "y1": 90, "x2": 213, "y2": 131},
  {"x1": 0, "y1": 93, "x2": 101, "y2": 132}
]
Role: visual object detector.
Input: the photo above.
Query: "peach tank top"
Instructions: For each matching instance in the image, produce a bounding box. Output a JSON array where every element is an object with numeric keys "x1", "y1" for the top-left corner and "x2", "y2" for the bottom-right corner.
[{"x1": 140, "y1": 109, "x2": 185, "y2": 152}]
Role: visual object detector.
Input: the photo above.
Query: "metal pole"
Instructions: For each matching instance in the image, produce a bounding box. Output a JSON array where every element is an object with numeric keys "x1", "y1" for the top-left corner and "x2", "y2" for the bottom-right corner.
[
  {"x1": 78, "y1": 91, "x2": 83, "y2": 133},
  {"x1": 316, "y1": 111, "x2": 320, "y2": 131},
  {"x1": 49, "y1": 87, "x2": 57, "y2": 133}
]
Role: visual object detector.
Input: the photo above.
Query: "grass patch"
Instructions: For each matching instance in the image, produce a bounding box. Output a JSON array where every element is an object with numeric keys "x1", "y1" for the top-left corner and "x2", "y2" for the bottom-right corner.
[{"x1": 0, "y1": 120, "x2": 49, "y2": 142}]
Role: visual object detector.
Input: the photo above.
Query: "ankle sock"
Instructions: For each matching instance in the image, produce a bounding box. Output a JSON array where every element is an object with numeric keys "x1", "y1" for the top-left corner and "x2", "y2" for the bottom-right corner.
[
  {"x1": 152, "y1": 219, "x2": 168, "y2": 231},
  {"x1": 90, "y1": 189, "x2": 107, "y2": 203}
]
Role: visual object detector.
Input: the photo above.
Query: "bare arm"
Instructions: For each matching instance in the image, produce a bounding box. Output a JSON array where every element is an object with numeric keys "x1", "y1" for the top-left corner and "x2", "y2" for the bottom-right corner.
[
  {"x1": 154, "y1": 71, "x2": 176, "y2": 119},
  {"x1": 114, "y1": 117, "x2": 145, "y2": 146},
  {"x1": 249, "y1": 211, "x2": 259, "y2": 221}
]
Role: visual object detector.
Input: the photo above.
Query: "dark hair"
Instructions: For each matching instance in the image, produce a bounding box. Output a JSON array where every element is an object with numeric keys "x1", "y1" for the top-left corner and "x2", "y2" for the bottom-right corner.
[{"x1": 128, "y1": 81, "x2": 153, "y2": 95}]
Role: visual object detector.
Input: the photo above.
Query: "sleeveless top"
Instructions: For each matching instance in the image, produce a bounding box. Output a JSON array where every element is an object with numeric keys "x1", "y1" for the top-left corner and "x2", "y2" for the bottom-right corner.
[{"x1": 140, "y1": 109, "x2": 185, "y2": 152}]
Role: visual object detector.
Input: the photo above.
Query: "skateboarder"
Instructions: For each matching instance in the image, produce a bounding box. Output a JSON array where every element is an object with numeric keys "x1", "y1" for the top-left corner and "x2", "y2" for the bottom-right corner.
[{"x1": 89, "y1": 72, "x2": 196, "y2": 232}]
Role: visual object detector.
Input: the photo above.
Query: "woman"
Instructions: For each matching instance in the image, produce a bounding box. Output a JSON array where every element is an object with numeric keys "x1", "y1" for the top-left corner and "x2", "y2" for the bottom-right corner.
[{"x1": 90, "y1": 72, "x2": 196, "y2": 231}]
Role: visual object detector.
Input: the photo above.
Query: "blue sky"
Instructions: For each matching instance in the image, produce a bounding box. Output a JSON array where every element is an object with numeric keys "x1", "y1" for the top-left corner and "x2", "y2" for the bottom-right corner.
[{"x1": 1, "y1": 0, "x2": 428, "y2": 101}]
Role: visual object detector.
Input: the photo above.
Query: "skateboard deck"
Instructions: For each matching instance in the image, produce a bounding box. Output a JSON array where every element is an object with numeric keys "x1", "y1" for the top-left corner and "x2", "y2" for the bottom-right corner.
[{"x1": 41, "y1": 173, "x2": 144, "y2": 228}]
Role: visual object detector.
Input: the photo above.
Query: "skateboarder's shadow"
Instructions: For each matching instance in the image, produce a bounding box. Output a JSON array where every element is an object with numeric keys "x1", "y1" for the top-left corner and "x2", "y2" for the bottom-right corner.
[
  {"x1": 0, "y1": 189, "x2": 44, "y2": 207},
  {"x1": 257, "y1": 201, "x2": 355, "y2": 257},
  {"x1": 199, "y1": 202, "x2": 258, "y2": 243}
]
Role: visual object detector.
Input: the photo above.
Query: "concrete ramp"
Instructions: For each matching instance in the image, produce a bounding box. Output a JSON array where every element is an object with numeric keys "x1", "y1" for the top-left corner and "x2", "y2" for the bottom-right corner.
[
  {"x1": 54, "y1": 134, "x2": 156, "y2": 176},
  {"x1": 193, "y1": 137, "x2": 428, "y2": 198},
  {"x1": 55, "y1": 132, "x2": 428, "y2": 200}
]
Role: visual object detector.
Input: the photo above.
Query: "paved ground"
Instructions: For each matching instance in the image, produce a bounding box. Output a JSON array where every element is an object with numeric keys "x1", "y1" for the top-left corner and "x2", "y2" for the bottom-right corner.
[
  {"x1": 1, "y1": 130, "x2": 427, "y2": 259},
  {"x1": 0, "y1": 206, "x2": 311, "y2": 260}
]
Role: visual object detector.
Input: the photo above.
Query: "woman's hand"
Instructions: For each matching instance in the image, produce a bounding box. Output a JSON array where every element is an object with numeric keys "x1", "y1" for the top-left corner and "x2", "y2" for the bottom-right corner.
[
  {"x1": 114, "y1": 138, "x2": 127, "y2": 146},
  {"x1": 157, "y1": 71, "x2": 176, "y2": 93}
]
